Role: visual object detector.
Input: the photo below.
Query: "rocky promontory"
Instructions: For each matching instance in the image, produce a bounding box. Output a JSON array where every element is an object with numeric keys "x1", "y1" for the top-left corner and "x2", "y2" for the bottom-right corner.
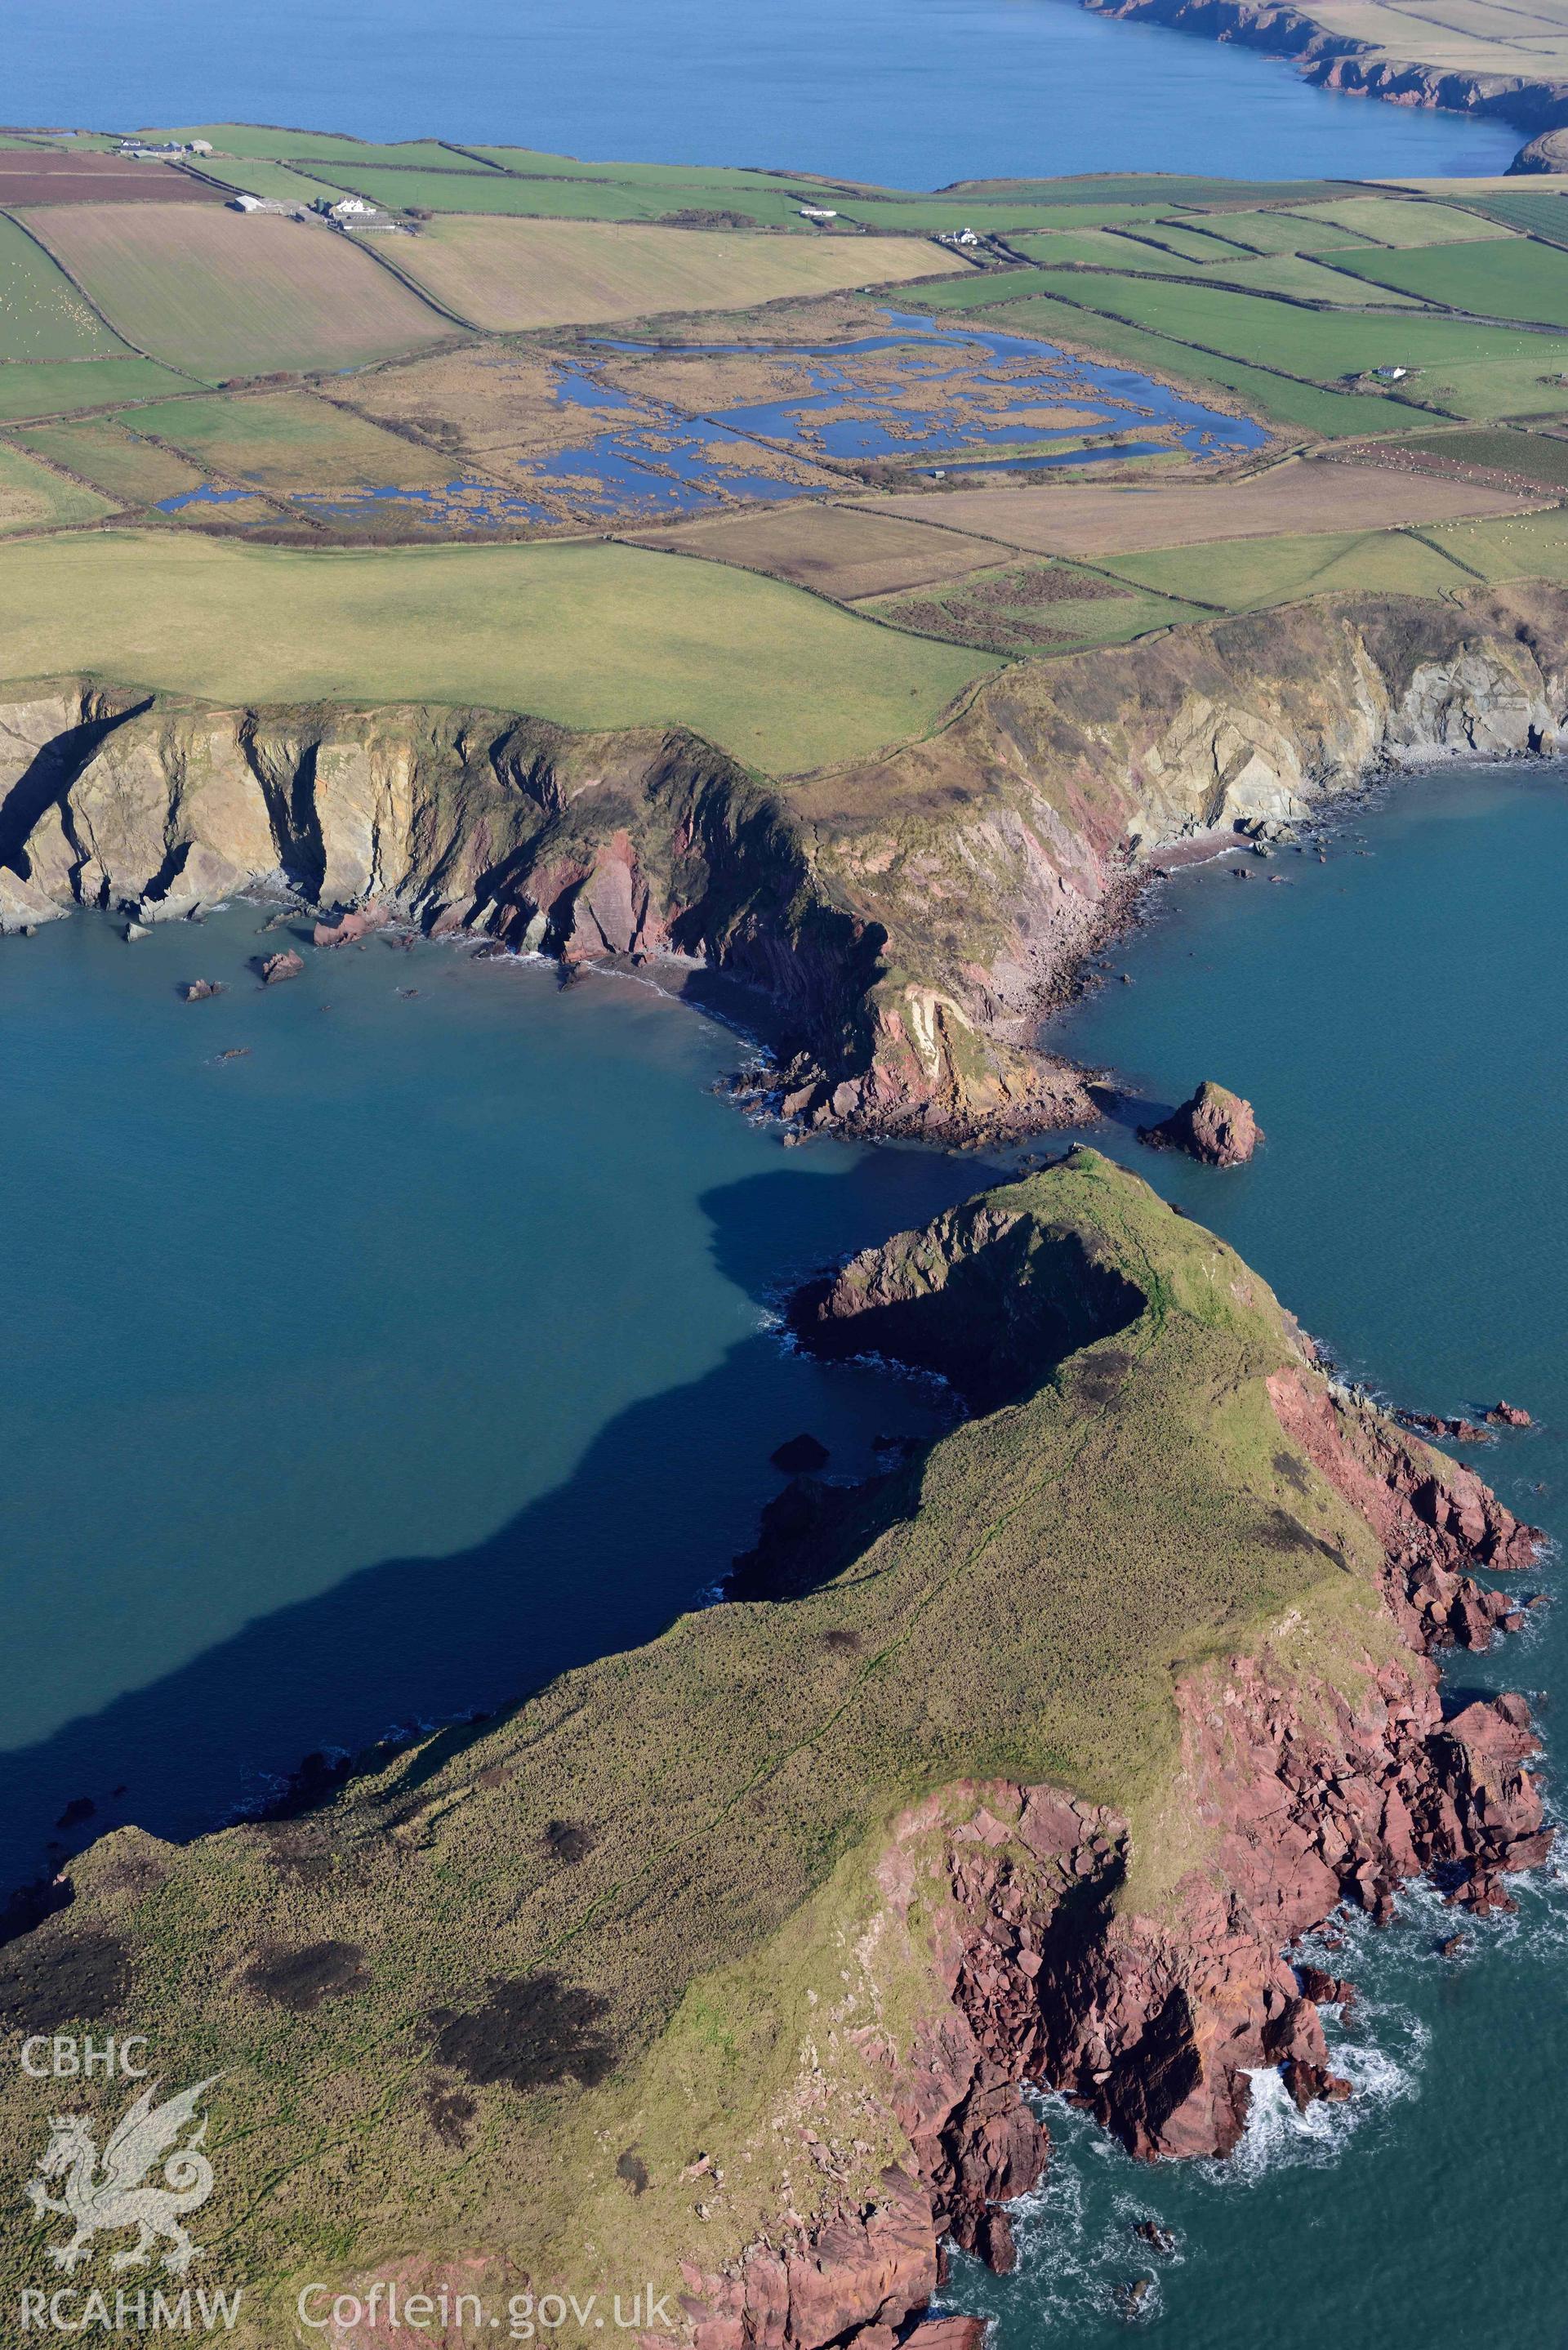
[{"x1": 0, "y1": 1153, "x2": 1547, "y2": 2347}]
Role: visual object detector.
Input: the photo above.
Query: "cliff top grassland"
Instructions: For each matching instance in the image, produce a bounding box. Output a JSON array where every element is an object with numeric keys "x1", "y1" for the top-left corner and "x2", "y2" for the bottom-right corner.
[
  {"x1": 0, "y1": 532, "x2": 995, "y2": 772},
  {"x1": 0, "y1": 1153, "x2": 1434, "y2": 2333}
]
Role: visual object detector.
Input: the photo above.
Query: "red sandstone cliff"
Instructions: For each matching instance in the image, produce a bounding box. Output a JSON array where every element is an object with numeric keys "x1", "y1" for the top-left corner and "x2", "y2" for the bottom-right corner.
[{"x1": 672, "y1": 1380, "x2": 1549, "y2": 2350}]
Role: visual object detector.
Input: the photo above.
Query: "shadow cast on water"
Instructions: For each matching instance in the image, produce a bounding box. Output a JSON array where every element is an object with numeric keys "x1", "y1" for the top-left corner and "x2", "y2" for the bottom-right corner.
[{"x1": 0, "y1": 1148, "x2": 1000, "y2": 1895}]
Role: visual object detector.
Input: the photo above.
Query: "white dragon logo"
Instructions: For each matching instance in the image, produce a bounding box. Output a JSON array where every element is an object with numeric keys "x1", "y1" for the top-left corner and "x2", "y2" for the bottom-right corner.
[{"x1": 25, "y1": 2076, "x2": 220, "y2": 2276}]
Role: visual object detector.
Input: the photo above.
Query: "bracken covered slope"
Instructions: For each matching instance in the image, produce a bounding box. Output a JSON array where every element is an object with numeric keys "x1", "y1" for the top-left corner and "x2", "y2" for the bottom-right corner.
[
  {"x1": 0, "y1": 1153, "x2": 1547, "y2": 2348},
  {"x1": 4, "y1": 583, "x2": 1566, "y2": 1138}
]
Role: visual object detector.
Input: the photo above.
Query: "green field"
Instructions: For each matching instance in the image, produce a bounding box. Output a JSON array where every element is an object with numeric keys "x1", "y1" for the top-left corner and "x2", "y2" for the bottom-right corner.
[
  {"x1": 0, "y1": 531, "x2": 995, "y2": 769},
  {"x1": 1188, "y1": 208, "x2": 1377, "y2": 256},
  {"x1": 0, "y1": 214, "x2": 130, "y2": 363},
  {"x1": 934, "y1": 268, "x2": 1568, "y2": 418},
  {"x1": 122, "y1": 388, "x2": 456, "y2": 489},
  {"x1": 1096, "y1": 520, "x2": 1486, "y2": 609},
  {"x1": 1011, "y1": 234, "x2": 1420, "y2": 305},
  {"x1": 0, "y1": 355, "x2": 198, "y2": 421},
  {"x1": 1447, "y1": 188, "x2": 1568, "y2": 247},
  {"x1": 1292, "y1": 195, "x2": 1513, "y2": 247},
  {"x1": 145, "y1": 127, "x2": 470, "y2": 168},
  {"x1": 185, "y1": 156, "x2": 352, "y2": 204},
  {"x1": 19, "y1": 204, "x2": 453, "y2": 381},
  {"x1": 0, "y1": 437, "x2": 113, "y2": 531},
  {"x1": 1123, "y1": 221, "x2": 1257, "y2": 260},
  {"x1": 865, "y1": 560, "x2": 1208, "y2": 650},
  {"x1": 911, "y1": 290, "x2": 1404, "y2": 437},
  {"x1": 1426, "y1": 504, "x2": 1568, "y2": 582},
  {"x1": 1330, "y1": 234, "x2": 1568, "y2": 328},
  {"x1": 318, "y1": 165, "x2": 812, "y2": 226},
  {"x1": 1387, "y1": 424, "x2": 1568, "y2": 484},
  {"x1": 9, "y1": 415, "x2": 208, "y2": 502}
]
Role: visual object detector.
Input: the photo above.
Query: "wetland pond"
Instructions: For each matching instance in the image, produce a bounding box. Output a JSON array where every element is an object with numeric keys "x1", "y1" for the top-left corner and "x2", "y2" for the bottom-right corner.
[{"x1": 173, "y1": 310, "x2": 1266, "y2": 533}]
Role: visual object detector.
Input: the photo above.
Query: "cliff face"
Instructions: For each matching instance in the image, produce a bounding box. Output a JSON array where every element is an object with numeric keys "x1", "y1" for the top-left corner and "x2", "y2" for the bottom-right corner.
[
  {"x1": 1080, "y1": 0, "x2": 1568, "y2": 136},
  {"x1": 681, "y1": 1170, "x2": 1549, "y2": 2350},
  {"x1": 3, "y1": 587, "x2": 1566, "y2": 1137}
]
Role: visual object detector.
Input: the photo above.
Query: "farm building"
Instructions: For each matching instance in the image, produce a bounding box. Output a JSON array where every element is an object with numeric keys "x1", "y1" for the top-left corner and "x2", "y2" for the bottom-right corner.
[{"x1": 799, "y1": 205, "x2": 838, "y2": 221}]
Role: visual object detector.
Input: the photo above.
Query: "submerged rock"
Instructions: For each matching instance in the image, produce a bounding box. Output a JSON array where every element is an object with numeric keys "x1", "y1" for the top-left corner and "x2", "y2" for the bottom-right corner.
[
  {"x1": 771, "y1": 1433, "x2": 831, "y2": 1474},
  {"x1": 1138, "y1": 1080, "x2": 1261, "y2": 1167}
]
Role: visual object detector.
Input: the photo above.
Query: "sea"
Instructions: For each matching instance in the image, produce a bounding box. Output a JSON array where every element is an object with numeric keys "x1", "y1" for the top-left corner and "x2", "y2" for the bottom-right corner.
[
  {"x1": 3, "y1": 764, "x2": 1564, "y2": 2347},
  {"x1": 6, "y1": 0, "x2": 1524, "y2": 184}
]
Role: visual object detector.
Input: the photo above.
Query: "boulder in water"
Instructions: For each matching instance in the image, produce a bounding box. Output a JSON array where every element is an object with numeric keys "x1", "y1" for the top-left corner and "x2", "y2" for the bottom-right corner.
[{"x1": 1138, "y1": 1081, "x2": 1261, "y2": 1168}]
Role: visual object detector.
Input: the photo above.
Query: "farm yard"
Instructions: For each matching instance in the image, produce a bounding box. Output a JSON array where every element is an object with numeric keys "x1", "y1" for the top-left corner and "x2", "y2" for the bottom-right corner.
[
  {"x1": 16, "y1": 204, "x2": 453, "y2": 379},
  {"x1": 385, "y1": 216, "x2": 968, "y2": 331}
]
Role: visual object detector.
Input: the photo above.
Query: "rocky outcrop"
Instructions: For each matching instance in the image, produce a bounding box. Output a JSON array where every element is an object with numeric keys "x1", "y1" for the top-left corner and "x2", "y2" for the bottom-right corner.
[
  {"x1": 694, "y1": 1202, "x2": 1551, "y2": 2348},
  {"x1": 1076, "y1": 0, "x2": 1568, "y2": 143},
  {"x1": 1138, "y1": 1080, "x2": 1261, "y2": 1165},
  {"x1": 1512, "y1": 126, "x2": 1568, "y2": 172},
  {"x1": 4, "y1": 587, "x2": 1568, "y2": 1138}
]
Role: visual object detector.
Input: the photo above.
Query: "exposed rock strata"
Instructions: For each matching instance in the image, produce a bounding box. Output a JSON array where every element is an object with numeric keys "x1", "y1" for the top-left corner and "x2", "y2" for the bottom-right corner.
[{"x1": 5, "y1": 587, "x2": 1568, "y2": 1135}]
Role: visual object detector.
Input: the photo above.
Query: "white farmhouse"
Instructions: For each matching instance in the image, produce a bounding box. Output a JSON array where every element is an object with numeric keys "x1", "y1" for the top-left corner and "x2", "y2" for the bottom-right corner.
[{"x1": 799, "y1": 205, "x2": 838, "y2": 221}]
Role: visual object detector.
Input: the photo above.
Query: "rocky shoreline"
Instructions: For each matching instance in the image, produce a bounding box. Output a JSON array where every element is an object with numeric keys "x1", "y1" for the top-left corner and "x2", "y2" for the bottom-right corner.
[
  {"x1": 1078, "y1": 0, "x2": 1568, "y2": 149},
  {"x1": 5, "y1": 587, "x2": 1568, "y2": 1153},
  {"x1": 677, "y1": 1214, "x2": 1552, "y2": 2350}
]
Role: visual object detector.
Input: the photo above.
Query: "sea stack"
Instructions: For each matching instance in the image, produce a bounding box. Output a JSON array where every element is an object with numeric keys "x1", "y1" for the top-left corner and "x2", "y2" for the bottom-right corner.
[{"x1": 1139, "y1": 1080, "x2": 1262, "y2": 1167}]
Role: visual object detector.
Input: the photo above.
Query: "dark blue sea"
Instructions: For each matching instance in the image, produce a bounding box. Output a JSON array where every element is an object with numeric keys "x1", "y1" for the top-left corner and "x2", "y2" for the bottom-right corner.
[{"x1": 9, "y1": 0, "x2": 1522, "y2": 184}]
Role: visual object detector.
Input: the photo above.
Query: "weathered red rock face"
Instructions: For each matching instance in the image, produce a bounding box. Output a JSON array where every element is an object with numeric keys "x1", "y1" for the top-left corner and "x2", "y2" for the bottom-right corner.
[{"x1": 674, "y1": 1385, "x2": 1550, "y2": 2350}]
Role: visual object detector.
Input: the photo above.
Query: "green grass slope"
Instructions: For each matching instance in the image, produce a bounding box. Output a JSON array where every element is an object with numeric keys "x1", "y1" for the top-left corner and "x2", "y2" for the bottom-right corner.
[
  {"x1": 0, "y1": 1153, "x2": 1405, "y2": 2338},
  {"x1": 0, "y1": 531, "x2": 995, "y2": 771}
]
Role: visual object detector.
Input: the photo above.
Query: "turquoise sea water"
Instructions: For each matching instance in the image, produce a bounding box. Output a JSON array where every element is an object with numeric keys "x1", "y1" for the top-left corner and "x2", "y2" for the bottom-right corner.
[
  {"x1": 1, "y1": 767, "x2": 1562, "y2": 2340},
  {"x1": 947, "y1": 761, "x2": 1568, "y2": 2348},
  {"x1": 10, "y1": 0, "x2": 1521, "y2": 182},
  {"x1": 0, "y1": 916, "x2": 983, "y2": 1883}
]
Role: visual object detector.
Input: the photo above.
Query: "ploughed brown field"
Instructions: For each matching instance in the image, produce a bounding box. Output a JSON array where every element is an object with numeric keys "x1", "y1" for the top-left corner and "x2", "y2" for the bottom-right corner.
[
  {"x1": 626, "y1": 501, "x2": 1007, "y2": 598},
  {"x1": 862, "y1": 457, "x2": 1551, "y2": 559},
  {"x1": 0, "y1": 150, "x2": 225, "y2": 204}
]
